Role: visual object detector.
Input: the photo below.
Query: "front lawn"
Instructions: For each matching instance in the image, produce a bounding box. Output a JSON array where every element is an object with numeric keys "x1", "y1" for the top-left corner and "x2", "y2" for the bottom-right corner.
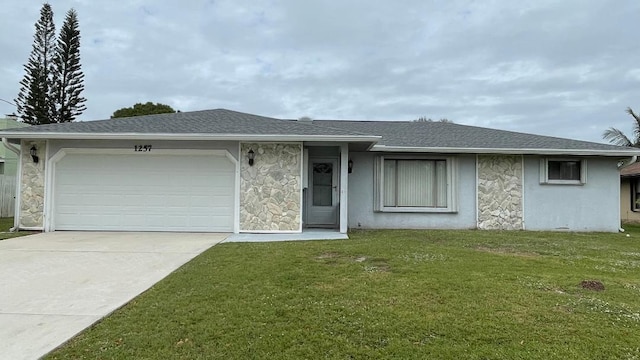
[
  {"x1": 0, "y1": 217, "x2": 34, "y2": 240},
  {"x1": 47, "y1": 228, "x2": 640, "y2": 359}
]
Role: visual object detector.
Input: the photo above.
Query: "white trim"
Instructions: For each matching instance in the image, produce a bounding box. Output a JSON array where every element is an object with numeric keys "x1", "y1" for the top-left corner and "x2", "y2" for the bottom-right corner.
[
  {"x1": 450, "y1": 157, "x2": 458, "y2": 212},
  {"x1": 299, "y1": 144, "x2": 304, "y2": 233},
  {"x1": 302, "y1": 148, "x2": 309, "y2": 189},
  {"x1": 13, "y1": 141, "x2": 22, "y2": 229},
  {"x1": 372, "y1": 145, "x2": 640, "y2": 157},
  {"x1": 0, "y1": 132, "x2": 381, "y2": 142},
  {"x1": 521, "y1": 154, "x2": 526, "y2": 230},
  {"x1": 46, "y1": 147, "x2": 237, "y2": 232},
  {"x1": 374, "y1": 155, "x2": 382, "y2": 211},
  {"x1": 475, "y1": 154, "x2": 479, "y2": 229},
  {"x1": 43, "y1": 140, "x2": 51, "y2": 231},
  {"x1": 51, "y1": 147, "x2": 233, "y2": 157},
  {"x1": 19, "y1": 226, "x2": 44, "y2": 231},
  {"x1": 46, "y1": 145, "x2": 61, "y2": 231},
  {"x1": 234, "y1": 143, "x2": 241, "y2": 234},
  {"x1": 339, "y1": 143, "x2": 348, "y2": 233},
  {"x1": 239, "y1": 230, "x2": 302, "y2": 234}
]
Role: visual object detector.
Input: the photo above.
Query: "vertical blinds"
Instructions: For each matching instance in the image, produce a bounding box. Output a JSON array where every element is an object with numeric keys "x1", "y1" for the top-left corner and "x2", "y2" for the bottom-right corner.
[{"x1": 384, "y1": 159, "x2": 447, "y2": 207}]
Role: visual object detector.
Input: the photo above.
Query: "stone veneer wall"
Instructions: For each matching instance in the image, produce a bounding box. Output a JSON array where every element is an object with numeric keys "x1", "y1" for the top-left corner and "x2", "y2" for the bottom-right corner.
[
  {"x1": 240, "y1": 143, "x2": 302, "y2": 231},
  {"x1": 19, "y1": 140, "x2": 46, "y2": 228},
  {"x1": 477, "y1": 155, "x2": 523, "y2": 230}
]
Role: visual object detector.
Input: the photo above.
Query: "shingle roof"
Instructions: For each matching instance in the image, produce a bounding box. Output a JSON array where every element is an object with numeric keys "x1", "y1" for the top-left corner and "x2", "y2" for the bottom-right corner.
[
  {"x1": 1, "y1": 109, "x2": 369, "y2": 137},
  {"x1": 621, "y1": 162, "x2": 640, "y2": 177},
  {"x1": 315, "y1": 120, "x2": 630, "y2": 152},
  {"x1": 1, "y1": 108, "x2": 638, "y2": 156}
]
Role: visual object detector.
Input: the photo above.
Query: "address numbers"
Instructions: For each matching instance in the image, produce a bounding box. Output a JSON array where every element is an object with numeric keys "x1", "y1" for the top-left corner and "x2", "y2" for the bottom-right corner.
[{"x1": 134, "y1": 145, "x2": 152, "y2": 152}]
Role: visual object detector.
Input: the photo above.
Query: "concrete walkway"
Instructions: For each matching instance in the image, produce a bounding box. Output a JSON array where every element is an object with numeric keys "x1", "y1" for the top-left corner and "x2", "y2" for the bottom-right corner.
[
  {"x1": 224, "y1": 229, "x2": 348, "y2": 242},
  {"x1": 0, "y1": 232, "x2": 227, "y2": 360}
]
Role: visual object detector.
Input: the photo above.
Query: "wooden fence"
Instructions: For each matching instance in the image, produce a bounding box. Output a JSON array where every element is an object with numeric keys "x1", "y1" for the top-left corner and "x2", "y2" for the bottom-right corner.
[{"x1": 0, "y1": 175, "x2": 16, "y2": 218}]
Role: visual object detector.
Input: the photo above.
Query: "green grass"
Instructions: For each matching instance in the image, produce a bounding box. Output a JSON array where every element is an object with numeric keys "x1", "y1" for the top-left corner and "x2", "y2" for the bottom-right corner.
[
  {"x1": 47, "y1": 228, "x2": 640, "y2": 359},
  {"x1": 0, "y1": 217, "x2": 34, "y2": 240}
]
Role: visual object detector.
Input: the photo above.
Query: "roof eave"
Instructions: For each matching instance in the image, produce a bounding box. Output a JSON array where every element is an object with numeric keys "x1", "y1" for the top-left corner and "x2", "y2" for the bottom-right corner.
[
  {"x1": 372, "y1": 145, "x2": 640, "y2": 157},
  {"x1": 0, "y1": 132, "x2": 382, "y2": 142}
]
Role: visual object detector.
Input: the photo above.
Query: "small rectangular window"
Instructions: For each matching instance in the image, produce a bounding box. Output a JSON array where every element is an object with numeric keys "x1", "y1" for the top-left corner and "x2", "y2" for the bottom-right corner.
[
  {"x1": 548, "y1": 160, "x2": 581, "y2": 181},
  {"x1": 540, "y1": 158, "x2": 586, "y2": 185}
]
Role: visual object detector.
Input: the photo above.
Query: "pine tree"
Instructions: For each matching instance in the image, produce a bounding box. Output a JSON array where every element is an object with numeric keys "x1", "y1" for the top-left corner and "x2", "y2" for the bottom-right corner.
[
  {"x1": 52, "y1": 9, "x2": 86, "y2": 123},
  {"x1": 15, "y1": 3, "x2": 56, "y2": 125}
]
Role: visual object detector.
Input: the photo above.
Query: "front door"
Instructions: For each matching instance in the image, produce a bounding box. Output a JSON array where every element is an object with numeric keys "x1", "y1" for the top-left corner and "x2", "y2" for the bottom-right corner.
[{"x1": 306, "y1": 158, "x2": 339, "y2": 227}]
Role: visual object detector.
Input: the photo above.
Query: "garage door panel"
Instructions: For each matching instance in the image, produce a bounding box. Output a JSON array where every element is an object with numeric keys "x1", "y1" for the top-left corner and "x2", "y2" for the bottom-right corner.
[{"x1": 53, "y1": 152, "x2": 235, "y2": 232}]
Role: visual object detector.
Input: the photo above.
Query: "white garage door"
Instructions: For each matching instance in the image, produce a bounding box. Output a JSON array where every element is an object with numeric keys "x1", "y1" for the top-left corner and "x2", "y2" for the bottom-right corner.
[{"x1": 53, "y1": 151, "x2": 235, "y2": 232}]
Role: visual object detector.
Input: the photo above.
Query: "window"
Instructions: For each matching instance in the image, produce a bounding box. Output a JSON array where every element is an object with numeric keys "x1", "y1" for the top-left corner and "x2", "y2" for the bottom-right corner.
[
  {"x1": 375, "y1": 156, "x2": 457, "y2": 212},
  {"x1": 540, "y1": 158, "x2": 586, "y2": 185},
  {"x1": 312, "y1": 162, "x2": 333, "y2": 206},
  {"x1": 632, "y1": 179, "x2": 640, "y2": 212}
]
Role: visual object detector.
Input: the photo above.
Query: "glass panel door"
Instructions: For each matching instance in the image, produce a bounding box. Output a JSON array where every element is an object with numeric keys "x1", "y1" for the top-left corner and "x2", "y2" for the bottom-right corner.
[{"x1": 312, "y1": 162, "x2": 333, "y2": 206}]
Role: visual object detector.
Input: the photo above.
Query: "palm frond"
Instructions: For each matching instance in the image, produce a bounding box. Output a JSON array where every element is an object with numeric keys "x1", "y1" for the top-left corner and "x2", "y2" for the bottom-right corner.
[
  {"x1": 626, "y1": 108, "x2": 640, "y2": 143},
  {"x1": 602, "y1": 127, "x2": 633, "y2": 147},
  {"x1": 627, "y1": 107, "x2": 640, "y2": 123}
]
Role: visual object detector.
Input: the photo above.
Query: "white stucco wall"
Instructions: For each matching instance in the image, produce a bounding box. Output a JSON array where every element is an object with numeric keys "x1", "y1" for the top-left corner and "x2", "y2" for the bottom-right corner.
[
  {"x1": 523, "y1": 156, "x2": 620, "y2": 232},
  {"x1": 347, "y1": 152, "x2": 477, "y2": 229}
]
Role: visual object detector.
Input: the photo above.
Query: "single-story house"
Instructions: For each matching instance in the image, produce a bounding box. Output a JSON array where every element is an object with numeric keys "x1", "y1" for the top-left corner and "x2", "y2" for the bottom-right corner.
[
  {"x1": 0, "y1": 108, "x2": 638, "y2": 233},
  {"x1": 620, "y1": 162, "x2": 640, "y2": 223}
]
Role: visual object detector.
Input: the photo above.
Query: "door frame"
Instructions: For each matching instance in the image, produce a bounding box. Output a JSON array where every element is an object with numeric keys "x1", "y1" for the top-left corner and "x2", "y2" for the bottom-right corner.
[{"x1": 305, "y1": 156, "x2": 340, "y2": 228}]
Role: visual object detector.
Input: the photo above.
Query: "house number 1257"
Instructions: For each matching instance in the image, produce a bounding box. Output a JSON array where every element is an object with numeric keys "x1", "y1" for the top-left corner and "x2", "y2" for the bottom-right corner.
[{"x1": 134, "y1": 145, "x2": 152, "y2": 152}]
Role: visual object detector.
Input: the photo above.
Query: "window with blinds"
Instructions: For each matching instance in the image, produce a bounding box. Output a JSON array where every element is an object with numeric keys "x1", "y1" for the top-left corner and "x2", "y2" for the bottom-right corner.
[
  {"x1": 383, "y1": 159, "x2": 447, "y2": 207},
  {"x1": 374, "y1": 155, "x2": 457, "y2": 213}
]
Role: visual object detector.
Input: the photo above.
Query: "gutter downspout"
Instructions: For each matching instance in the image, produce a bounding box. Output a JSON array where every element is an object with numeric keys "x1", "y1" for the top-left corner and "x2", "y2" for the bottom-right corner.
[
  {"x1": 619, "y1": 155, "x2": 638, "y2": 169},
  {"x1": 2, "y1": 138, "x2": 19, "y2": 155},
  {"x1": 2, "y1": 138, "x2": 20, "y2": 232}
]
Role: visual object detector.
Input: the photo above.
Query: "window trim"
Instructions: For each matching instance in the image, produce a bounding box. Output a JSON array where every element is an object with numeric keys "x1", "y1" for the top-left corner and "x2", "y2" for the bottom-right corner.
[
  {"x1": 374, "y1": 155, "x2": 458, "y2": 213},
  {"x1": 539, "y1": 158, "x2": 587, "y2": 185},
  {"x1": 632, "y1": 178, "x2": 640, "y2": 212}
]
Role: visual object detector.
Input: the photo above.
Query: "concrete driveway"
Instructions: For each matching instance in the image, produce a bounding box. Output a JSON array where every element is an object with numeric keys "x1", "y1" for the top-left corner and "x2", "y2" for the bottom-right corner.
[{"x1": 0, "y1": 231, "x2": 227, "y2": 360}]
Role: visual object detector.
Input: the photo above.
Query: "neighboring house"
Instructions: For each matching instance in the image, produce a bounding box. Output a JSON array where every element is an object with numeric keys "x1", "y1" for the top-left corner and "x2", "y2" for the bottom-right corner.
[
  {"x1": 620, "y1": 162, "x2": 640, "y2": 223},
  {"x1": 0, "y1": 108, "x2": 637, "y2": 233},
  {"x1": 0, "y1": 116, "x2": 29, "y2": 175}
]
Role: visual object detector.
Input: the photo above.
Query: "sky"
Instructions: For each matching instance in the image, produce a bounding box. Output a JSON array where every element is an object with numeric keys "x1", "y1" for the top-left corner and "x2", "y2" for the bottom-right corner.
[{"x1": 0, "y1": 0, "x2": 638, "y2": 143}]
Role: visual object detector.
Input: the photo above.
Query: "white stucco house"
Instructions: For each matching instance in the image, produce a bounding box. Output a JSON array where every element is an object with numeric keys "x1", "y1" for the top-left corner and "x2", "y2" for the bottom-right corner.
[{"x1": 0, "y1": 108, "x2": 637, "y2": 233}]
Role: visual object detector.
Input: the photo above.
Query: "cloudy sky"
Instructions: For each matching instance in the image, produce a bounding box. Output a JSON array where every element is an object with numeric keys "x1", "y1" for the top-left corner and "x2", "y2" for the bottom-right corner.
[{"x1": 1, "y1": 1, "x2": 638, "y2": 143}]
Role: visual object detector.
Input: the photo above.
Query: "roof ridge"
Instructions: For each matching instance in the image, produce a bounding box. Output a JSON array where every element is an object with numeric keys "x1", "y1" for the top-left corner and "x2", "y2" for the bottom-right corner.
[{"x1": 317, "y1": 118, "x2": 621, "y2": 148}]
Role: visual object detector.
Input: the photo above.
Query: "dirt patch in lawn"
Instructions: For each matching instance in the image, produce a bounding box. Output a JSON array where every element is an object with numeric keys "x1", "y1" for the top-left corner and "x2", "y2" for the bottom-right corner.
[
  {"x1": 580, "y1": 280, "x2": 605, "y2": 291},
  {"x1": 316, "y1": 251, "x2": 342, "y2": 260}
]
